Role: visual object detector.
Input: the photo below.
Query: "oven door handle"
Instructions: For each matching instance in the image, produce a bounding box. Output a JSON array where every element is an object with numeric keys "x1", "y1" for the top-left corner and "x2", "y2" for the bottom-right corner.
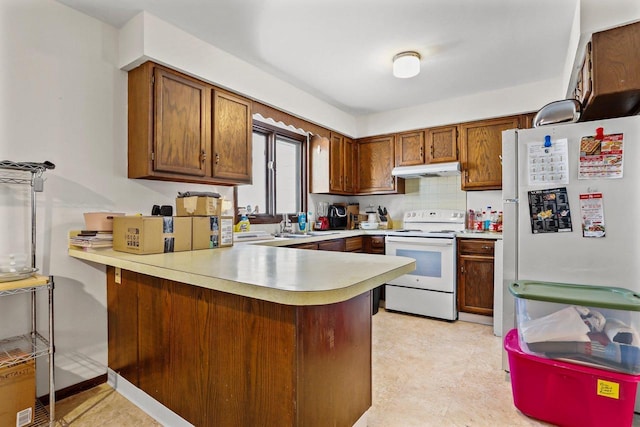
[{"x1": 386, "y1": 236, "x2": 454, "y2": 246}]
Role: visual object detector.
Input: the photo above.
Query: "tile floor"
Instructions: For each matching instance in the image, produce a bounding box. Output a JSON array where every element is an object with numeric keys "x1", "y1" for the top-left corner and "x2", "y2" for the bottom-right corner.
[{"x1": 53, "y1": 308, "x2": 640, "y2": 426}]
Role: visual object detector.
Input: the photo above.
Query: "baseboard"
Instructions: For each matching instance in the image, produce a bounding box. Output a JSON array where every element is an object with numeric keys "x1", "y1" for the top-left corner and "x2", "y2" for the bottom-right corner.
[
  {"x1": 108, "y1": 369, "x2": 193, "y2": 426},
  {"x1": 38, "y1": 374, "x2": 108, "y2": 405},
  {"x1": 458, "y1": 312, "x2": 493, "y2": 326}
]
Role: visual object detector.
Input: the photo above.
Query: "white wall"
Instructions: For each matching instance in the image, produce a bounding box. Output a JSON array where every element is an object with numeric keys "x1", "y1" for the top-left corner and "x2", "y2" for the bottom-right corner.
[
  {"x1": 0, "y1": 0, "x2": 235, "y2": 394},
  {"x1": 355, "y1": 77, "x2": 564, "y2": 138}
]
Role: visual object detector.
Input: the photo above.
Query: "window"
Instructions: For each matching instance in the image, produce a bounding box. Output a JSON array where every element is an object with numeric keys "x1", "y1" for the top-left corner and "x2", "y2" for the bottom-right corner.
[{"x1": 236, "y1": 122, "x2": 307, "y2": 223}]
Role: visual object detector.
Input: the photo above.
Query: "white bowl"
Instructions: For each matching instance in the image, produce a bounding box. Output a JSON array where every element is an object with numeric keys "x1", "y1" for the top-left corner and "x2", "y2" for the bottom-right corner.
[{"x1": 360, "y1": 222, "x2": 379, "y2": 230}]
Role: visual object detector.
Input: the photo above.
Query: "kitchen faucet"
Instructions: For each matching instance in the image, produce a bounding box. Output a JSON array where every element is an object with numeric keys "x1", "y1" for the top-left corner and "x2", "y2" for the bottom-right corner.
[{"x1": 280, "y1": 214, "x2": 293, "y2": 233}]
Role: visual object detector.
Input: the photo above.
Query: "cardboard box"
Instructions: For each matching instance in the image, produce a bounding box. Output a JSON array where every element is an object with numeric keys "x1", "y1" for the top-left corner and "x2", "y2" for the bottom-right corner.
[
  {"x1": 0, "y1": 358, "x2": 35, "y2": 427},
  {"x1": 192, "y1": 216, "x2": 220, "y2": 250},
  {"x1": 176, "y1": 196, "x2": 221, "y2": 217},
  {"x1": 220, "y1": 216, "x2": 234, "y2": 247},
  {"x1": 113, "y1": 216, "x2": 192, "y2": 254},
  {"x1": 192, "y1": 216, "x2": 233, "y2": 249}
]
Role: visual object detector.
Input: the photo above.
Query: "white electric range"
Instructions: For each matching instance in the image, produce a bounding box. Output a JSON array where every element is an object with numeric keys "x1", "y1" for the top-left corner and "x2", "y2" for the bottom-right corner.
[{"x1": 385, "y1": 209, "x2": 465, "y2": 320}]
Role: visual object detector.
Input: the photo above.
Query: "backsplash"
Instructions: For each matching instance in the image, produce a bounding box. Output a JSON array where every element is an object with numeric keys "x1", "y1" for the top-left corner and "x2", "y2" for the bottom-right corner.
[
  {"x1": 251, "y1": 177, "x2": 501, "y2": 233},
  {"x1": 342, "y1": 175, "x2": 467, "y2": 227}
]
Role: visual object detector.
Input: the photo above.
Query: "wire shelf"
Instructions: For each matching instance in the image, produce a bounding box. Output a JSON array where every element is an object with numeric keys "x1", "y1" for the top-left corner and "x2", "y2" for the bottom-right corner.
[
  {"x1": 0, "y1": 160, "x2": 55, "y2": 188},
  {"x1": 0, "y1": 333, "x2": 51, "y2": 369},
  {"x1": 33, "y1": 399, "x2": 53, "y2": 427}
]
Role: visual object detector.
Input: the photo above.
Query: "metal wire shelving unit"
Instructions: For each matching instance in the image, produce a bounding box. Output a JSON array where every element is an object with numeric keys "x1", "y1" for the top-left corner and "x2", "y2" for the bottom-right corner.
[{"x1": 0, "y1": 160, "x2": 55, "y2": 426}]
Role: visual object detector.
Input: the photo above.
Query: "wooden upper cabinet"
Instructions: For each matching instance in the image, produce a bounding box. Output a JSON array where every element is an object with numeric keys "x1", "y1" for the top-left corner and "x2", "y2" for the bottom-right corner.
[
  {"x1": 395, "y1": 130, "x2": 424, "y2": 166},
  {"x1": 309, "y1": 134, "x2": 330, "y2": 194},
  {"x1": 310, "y1": 132, "x2": 356, "y2": 194},
  {"x1": 459, "y1": 116, "x2": 520, "y2": 191},
  {"x1": 357, "y1": 135, "x2": 404, "y2": 194},
  {"x1": 426, "y1": 125, "x2": 458, "y2": 163},
  {"x1": 211, "y1": 90, "x2": 252, "y2": 184},
  {"x1": 128, "y1": 61, "x2": 251, "y2": 185},
  {"x1": 153, "y1": 68, "x2": 209, "y2": 177},
  {"x1": 329, "y1": 132, "x2": 344, "y2": 193},
  {"x1": 576, "y1": 21, "x2": 640, "y2": 121},
  {"x1": 343, "y1": 137, "x2": 356, "y2": 193},
  {"x1": 520, "y1": 113, "x2": 537, "y2": 130}
]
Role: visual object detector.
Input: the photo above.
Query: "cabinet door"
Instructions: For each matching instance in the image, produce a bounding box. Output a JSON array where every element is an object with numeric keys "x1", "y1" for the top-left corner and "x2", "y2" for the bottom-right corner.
[
  {"x1": 357, "y1": 135, "x2": 403, "y2": 194},
  {"x1": 457, "y1": 256, "x2": 495, "y2": 316},
  {"x1": 345, "y1": 236, "x2": 364, "y2": 252},
  {"x1": 329, "y1": 133, "x2": 344, "y2": 192},
  {"x1": 457, "y1": 239, "x2": 494, "y2": 316},
  {"x1": 426, "y1": 126, "x2": 458, "y2": 163},
  {"x1": 154, "y1": 67, "x2": 209, "y2": 177},
  {"x1": 459, "y1": 116, "x2": 520, "y2": 190},
  {"x1": 364, "y1": 235, "x2": 385, "y2": 254},
  {"x1": 343, "y1": 137, "x2": 356, "y2": 193},
  {"x1": 107, "y1": 267, "x2": 139, "y2": 386},
  {"x1": 395, "y1": 130, "x2": 424, "y2": 166},
  {"x1": 212, "y1": 90, "x2": 252, "y2": 183}
]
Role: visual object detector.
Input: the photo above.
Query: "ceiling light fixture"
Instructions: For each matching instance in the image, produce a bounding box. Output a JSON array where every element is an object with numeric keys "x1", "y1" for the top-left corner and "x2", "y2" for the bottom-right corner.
[{"x1": 393, "y1": 51, "x2": 421, "y2": 78}]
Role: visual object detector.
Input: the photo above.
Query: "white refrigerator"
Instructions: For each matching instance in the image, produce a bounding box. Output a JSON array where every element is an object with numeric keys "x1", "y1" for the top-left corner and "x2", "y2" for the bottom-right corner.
[{"x1": 501, "y1": 115, "x2": 640, "y2": 392}]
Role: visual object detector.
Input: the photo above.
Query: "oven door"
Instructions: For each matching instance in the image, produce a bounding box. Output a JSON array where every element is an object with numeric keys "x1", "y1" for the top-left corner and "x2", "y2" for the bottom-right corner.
[{"x1": 385, "y1": 236, "x2": 456, "y2": 292}]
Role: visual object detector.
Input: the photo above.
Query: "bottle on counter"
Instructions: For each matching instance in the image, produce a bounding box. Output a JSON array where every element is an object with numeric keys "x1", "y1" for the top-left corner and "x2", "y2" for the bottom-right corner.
[
  {"x1": 497, "y1": 211, "x2": 503, "y2": 232},
  {"x1": 475, "y1": 210, "x2": 484, "y2": 231},
  {"x1": 484, "y1": 206, "x2": 492, "y2": 231},
  {"x1": 467, "y1": 209, "x2": 475, "y2": 230},
  {"x1": 489, "y1": 210, "x2": 498, "y2": 231}
]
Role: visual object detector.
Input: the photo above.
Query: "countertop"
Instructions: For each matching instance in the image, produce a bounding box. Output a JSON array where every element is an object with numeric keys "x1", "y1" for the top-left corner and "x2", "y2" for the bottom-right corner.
[
  {"x1": 68, "y1": 244, "x2": 415, "y2": 306},
  {"x1": 455, "y1": 231, "x2": 503, "y2": 240},
  {"x1": 252, "y1": 229, "x2": 504, "y2": 243}
]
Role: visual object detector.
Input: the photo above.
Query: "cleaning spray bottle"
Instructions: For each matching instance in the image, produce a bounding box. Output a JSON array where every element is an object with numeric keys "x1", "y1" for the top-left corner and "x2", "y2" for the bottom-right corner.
[{"x1": 234, "y1": 208, "x2": 251, "y2": 232}]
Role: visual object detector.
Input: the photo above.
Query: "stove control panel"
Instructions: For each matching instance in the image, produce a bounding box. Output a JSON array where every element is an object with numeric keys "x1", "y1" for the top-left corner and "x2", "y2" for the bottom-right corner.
[{"x1": 403, "y1": 209, "x2": 465, "y2": 223}]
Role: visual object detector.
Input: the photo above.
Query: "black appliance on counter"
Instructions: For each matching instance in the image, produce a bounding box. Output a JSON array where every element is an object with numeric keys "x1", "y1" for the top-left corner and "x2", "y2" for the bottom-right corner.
[{"x1": 328, "y1": 204, "x2": 348, "y2": 229}]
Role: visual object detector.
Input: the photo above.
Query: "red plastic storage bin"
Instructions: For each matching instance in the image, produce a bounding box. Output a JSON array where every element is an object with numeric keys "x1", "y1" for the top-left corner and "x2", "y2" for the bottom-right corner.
[{"x1": 505, "y1": 328, "x2": 640, "y2": 427}]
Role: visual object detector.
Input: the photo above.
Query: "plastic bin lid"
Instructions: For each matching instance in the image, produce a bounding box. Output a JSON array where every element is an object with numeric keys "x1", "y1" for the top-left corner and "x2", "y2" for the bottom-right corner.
[{"x1": 509, "y1": 280, "x2": 640, "y2": 311}]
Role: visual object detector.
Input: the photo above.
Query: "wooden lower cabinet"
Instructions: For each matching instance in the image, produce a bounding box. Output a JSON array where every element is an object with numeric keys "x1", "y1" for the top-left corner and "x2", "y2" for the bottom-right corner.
[
  {"x1": 345, "y1": 236, "x2": 364, "y2": 252},
  {"x1": 318, "y1": 238, "x2": 346, "y2": 252},
  {"x1": 107, "y1": 266, "x2": 372, "y2": 427},
  {"x1": 364, "y1": 235, "x2": 385, "y2": 255},
  {"x1": 107, "y1": 268, "x2": 139, "y2": 385},
  {"x1": 457, "y1": 239, "x2": 495, "y2": 316}
]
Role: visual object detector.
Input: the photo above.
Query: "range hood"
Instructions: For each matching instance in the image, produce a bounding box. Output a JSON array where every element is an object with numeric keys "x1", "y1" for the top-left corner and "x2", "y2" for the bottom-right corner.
[{"x1": 391, "y1": 162, "x2": 461, "y2": 178}]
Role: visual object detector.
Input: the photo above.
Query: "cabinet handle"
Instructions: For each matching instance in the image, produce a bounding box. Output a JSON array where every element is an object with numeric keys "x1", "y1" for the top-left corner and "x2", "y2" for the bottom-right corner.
[
  {"x1": 430, "y1": 145, "x2": 434, "y2": 158},
  {"x1": 201, "y1": 150, "x2": 206, "y2": 163},
  {"x1": 482, "y1": 245, "x2": 491, "y2": 250},
  {"x1": 215, "y1": 153, "x2": 220, "y2": 164},
  {"x1": 420, "y1": 146, "x2": 424, "y2": 159}
]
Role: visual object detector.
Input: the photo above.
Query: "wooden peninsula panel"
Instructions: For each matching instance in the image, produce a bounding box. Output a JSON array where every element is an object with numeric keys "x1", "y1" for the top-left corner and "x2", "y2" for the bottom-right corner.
[{"x1": 107, "y1": 266, "x2": 372, "y2": 427}]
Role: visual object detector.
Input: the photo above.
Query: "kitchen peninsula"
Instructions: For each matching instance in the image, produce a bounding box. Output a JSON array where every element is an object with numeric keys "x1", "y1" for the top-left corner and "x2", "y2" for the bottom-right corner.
[{"x1": 68, "y1": 244, "x2": 415, "y2": 427}]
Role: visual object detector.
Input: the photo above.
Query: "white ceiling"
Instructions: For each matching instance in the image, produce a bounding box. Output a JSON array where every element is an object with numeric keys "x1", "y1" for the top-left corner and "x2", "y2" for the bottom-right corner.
[{"x1": 55, "y1": 0, "x2": 579, "y2": 116}]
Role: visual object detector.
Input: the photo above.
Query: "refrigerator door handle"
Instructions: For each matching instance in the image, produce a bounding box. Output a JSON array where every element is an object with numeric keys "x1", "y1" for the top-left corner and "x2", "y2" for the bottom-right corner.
[{"x1": 504, "y1": 198, "x2": 519, "y2": 204}]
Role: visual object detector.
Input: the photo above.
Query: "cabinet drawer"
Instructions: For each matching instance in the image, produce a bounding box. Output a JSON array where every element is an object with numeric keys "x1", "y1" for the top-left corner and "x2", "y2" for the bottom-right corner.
[
  {"x1": 318, "y1": 239, "x2": 346, "y2": 252},
  {"x1": 458, "y1": 239, "x2": 494, "y2": 256},
  {"x1": 345, "y1": 236, "x2": 364, "y2": 252},
  {"x1": 369, "y1": 236, "x2": 385, "y2": 249}
]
